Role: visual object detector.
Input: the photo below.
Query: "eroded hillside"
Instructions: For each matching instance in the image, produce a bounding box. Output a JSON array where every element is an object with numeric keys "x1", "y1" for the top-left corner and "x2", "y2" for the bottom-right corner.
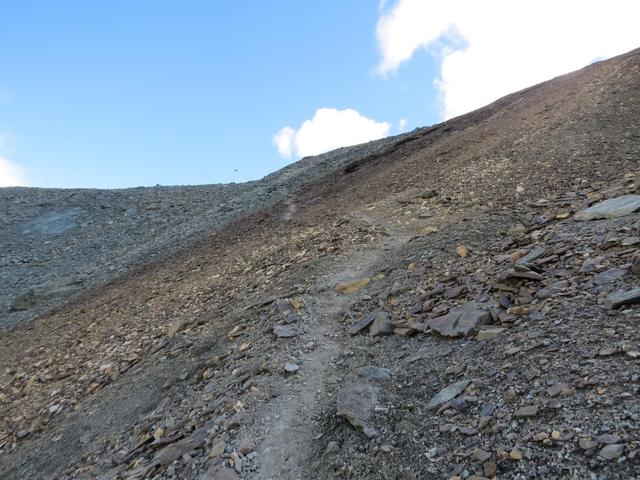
[{"x1": 1, "y1": 48, "x2": 639, "y2": 480}]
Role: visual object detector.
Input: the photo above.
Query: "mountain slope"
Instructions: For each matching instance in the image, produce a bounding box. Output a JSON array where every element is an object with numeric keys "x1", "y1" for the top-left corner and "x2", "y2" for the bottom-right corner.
[{"x1": 1, "y1": 48, "x2": 639, "y2": 479}]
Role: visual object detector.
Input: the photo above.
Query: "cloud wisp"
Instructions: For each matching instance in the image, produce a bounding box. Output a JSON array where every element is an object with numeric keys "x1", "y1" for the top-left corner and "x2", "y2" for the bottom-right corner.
[
  {"x1": 376, "y1": 0, "x2": 640, "y2": 119},
  {"x1": 0, "y1": 157, "x2": 26, "y2": 187},
  {"x1": 274, "y1": 108, "x2": 390, "y2": 159}
]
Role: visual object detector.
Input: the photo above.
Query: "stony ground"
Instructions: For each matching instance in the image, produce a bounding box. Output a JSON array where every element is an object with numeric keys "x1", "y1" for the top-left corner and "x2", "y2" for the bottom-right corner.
[{"x1": 0, "y1": 48, "x2": 639, "y2": 480}]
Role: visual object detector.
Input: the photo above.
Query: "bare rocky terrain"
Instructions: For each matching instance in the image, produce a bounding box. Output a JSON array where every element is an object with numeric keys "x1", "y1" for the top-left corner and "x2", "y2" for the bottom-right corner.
[{"x1": 1, "y1": 48, "x2": 639, "y2": 480}]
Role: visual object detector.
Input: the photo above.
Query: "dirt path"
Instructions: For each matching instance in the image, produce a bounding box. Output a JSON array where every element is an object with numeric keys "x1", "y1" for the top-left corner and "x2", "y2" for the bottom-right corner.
[{"x1": 245, "y1": 212, "x2": 412, "y2": 480}]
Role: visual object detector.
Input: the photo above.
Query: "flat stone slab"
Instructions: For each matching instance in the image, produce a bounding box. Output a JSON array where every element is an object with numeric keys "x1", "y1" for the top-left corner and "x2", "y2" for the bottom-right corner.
[
  {"x1": 337, "y1": 376, "x2": 378, "y2": 437},
  {"x1": 428, "y1": 379, "x2": 470, "y2": 409},
  {"x1": 337, "y1": 365, "x2": 390, "y2": 438},
  {"x1": 273, "y1": 325, "x2": 299, "y2": 338},
  {"x1": 574, "y1": 195, "x2": 640, "y2": 221},
  {"x1": 426, "y1": 302, "x2": 491, "y2": 337},
  {"x1": 604, "y1": 288, "x2": 640, "y2": 309}
]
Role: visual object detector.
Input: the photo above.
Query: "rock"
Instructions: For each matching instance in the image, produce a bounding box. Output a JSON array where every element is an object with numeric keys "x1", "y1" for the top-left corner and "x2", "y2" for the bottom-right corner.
[
  {"x1": 473, "y1": 448, "x2": 492, "y2": 462},
  {"x1": 546, "y1": 383, "x2": 571, "y2": 397},
  {"x1": 283, "y1": 362, "x2": 299, "y2": 373},
  {"x1": 477, "y1": 328, "x2": 505, "y2": 341},
  {"x1": 426, "y1": 302, "x2": 491, "y2": 337},
  {"x1": 209, "y1": 440, "x2": 226, "y2": 458},
  {"x1": 517, "y1": 247, "x2": 546, "y2": 266},
  {"x1": 336, "y1": 373, "x2": 379, "y2": 438},
  {"x1": 335, "y1": 278, "x2": 370, "y2": 294},
  {"x1": 483, "y1": 461, "x2": 497, "y2": 478},
  {"x1": 273, "y1": 325, "x2": 299, "y2": 338},
  {"x1": 509, "y1": 449, "x2": 523, "y2": 461},
  {"x1": 369, "y1": 311, "x2": 394, "y2": 336},
  {"x1": 420, "y1": 226, "x2": 438, "y2": 235},
  {"x1": 348, "y1": 313, "x2": 376, "y2": 335},
  {"x1": 325, "y1": 441, "x2": 340, "y2": 454},
  {"x1": 599, "y1": 444, "x2": 624, "y2": 460},
  {"x1": 168, "y1": 318, "x2": 194, "y2": 336},
  {"x1": 283, "y1": 313, "x2": 300, "y2": 324},
  {"x1": 597, "y1": 433, "x2": 621, "y2": 444},
  {"x1": 499, "y1": 269, "x2": 544, "y2": 282},
  {"x1": 428, "y1": 379, "x2": 470, "y2": 409},
  {"x1": 155, "y1": 423, "x2": 211, "y2": 465},
  {"x1": 594, "y1": 267, "x2": 628, "y2": 285},
  {"x1": 456, "y1": 245, "x2": 470, "y2": 258},
  {"x1": 275, "y1": 299, "x2": 293, "y2": 315},
  {"x1": 444, "y1": 286, "x2": 465, "y2": 299},
  {"x1": 236, "y1": 440, "x2": 254, "y2": 455},
  {"x1": 357, "y1": 365, "x2": 391, "y2": 381},
  {"x1": 604, "y1": 288, "x2": 640, "y2": 309},
  {"x1": 632, "y1": 256, "x2": 640, "y2": 275},
  {"x1": 574, "y1": 195, "x2": 640, "y2": 220},
  {"x1": 578, "y1": 438, "x2": 598, "y2": 450},
  {"x1": 621, "y1": 236, "x2": 640, "y2": 246},
  {"x1": 515, "y1": 405, "x2": 538, "y2": 417},
  {"x1": 418, "y1": 189, "x2": 438, "y2": 199}
]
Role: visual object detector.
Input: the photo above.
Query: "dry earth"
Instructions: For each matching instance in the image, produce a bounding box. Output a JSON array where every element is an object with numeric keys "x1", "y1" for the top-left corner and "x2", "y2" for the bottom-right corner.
[{"x1": 1, "y1": 48, "x2": 640, "y2": 480}]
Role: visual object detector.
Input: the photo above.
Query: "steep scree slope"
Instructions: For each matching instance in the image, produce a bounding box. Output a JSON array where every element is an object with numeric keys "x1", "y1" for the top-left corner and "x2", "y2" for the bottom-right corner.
[{"x1": 0, "y1": 48, "x2": 639, "y2": 479}]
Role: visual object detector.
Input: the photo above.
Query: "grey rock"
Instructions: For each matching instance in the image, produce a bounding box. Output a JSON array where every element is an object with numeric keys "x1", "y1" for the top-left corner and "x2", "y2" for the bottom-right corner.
[
  {"x1": 369, "y1": 311, "x2": 394, "y2": 336},
  {"x1": 273, "y1": 325, "x2": 299, "y2": 338},
  {"x1": 579, "y1": 438, "x2": 598, "y2": 450},
  {"x1": 580, "y1": 258, "x2": 599, "y2": 273},
  {"x1": 599, "y1": 444, "x2": 624, "y2": 460},
  {"x1": 426, "y1": 302, "x2": 491, "y2": 337},
  {"x1": 283, "y1": 313, "x2": 300, "y2": 324},
  {"x1": 336, "y1": 373, "x2": 379, "y2": 438},
  {"x1": 632, "y1": 255, "x2": 640, "y2": 275},
  {"x1": 594, "y1": 267, "x2": 628, "y2": 286},
  {"x1": 283, "y1": 362, "x2": 299, "y2": 373},
  {"x1": 604, "y1": 288, "x2": 640, "y2": 309},
  {"x1": 621, "y1": 236, "x2": 640, "y2": 246},
  {"x1": 155, "y1": 423, "x2": 211, "y2": 465},
  {"x1": 325, "y1": 441, "x2": 340, "y2": 455},
  {"x1": 515, "y1": 405, "x2": 538, "y2": 417},
  {"x1": 574, "y1": 194, "x2": 640, "y2": 220},
  {"x1": 499, "y1": 269, "x2": 544, "y2": 282},
  {"x1": 597, "y1": 433, "x2": 621, "y2": 444},
  {"x1": 428, "y1": 379, "x2": 470, "y2": 409},
  {"x1": 517, "y1": 246, "x2": 546, "y2": 265},
  {"x1": 276, "y1": 299, "x2": 293, "y2": 315},
  {"x1": 348, "y1": 313, "x2": 376, "y2": 335}
]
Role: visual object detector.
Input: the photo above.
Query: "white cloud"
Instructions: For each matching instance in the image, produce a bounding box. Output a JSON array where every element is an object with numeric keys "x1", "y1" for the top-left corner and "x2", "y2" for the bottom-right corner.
[
  {"x1": 376, "y1": 0, "x2": 640, "y2": 119},
  {"x1": 398, "y1": 118, "x2": 408, "y2": 132},
  {"x1": 273, "y1": 108, "x2": 391, "y2": 159},
  {"x1": 0, "y1": 157, "x2": 26, "y2": 187}
]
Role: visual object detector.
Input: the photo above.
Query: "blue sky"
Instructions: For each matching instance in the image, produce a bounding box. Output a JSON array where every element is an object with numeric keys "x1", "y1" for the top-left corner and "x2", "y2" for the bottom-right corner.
[
  {"x1": 0, "y1": 1, "x2": 440, "y2": 188},
  {"x1": 1, "y1": 1, "x2": 639, "y2": 188}
]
